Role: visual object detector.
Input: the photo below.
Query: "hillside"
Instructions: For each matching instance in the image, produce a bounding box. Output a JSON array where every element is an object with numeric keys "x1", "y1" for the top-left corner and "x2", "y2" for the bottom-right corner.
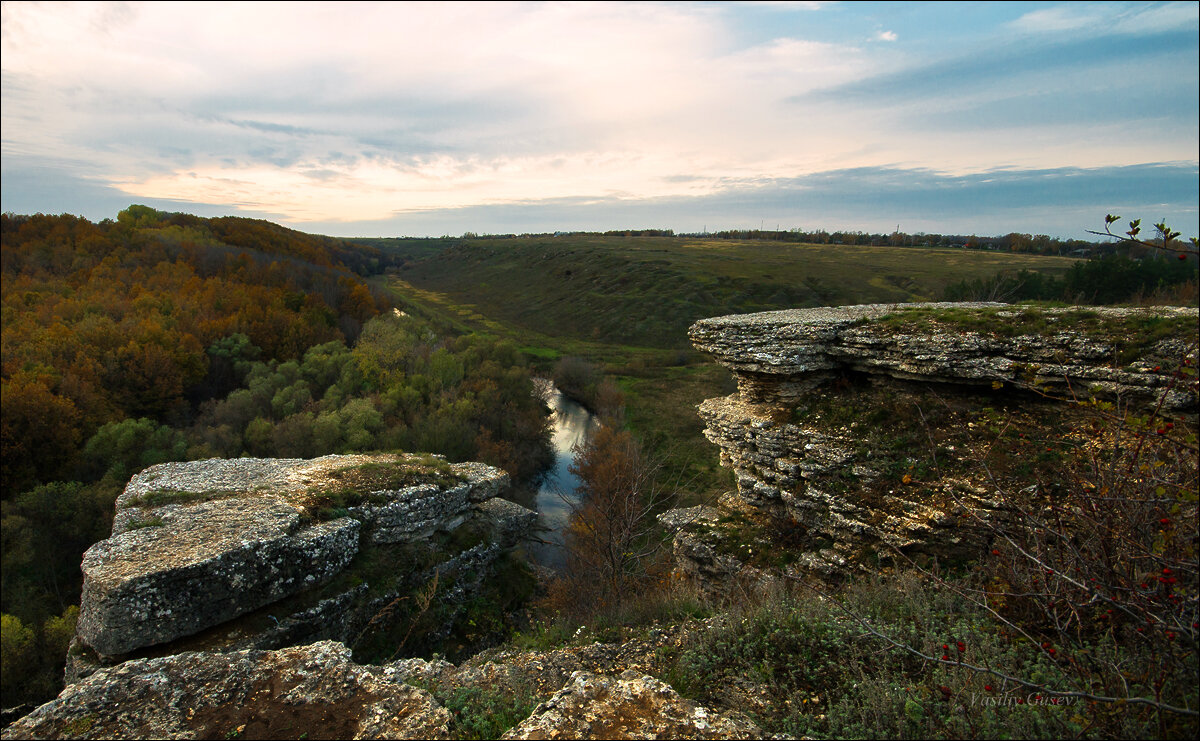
[{"x1": 394, "y1": 234, "x2": 1081, "y2": 349}]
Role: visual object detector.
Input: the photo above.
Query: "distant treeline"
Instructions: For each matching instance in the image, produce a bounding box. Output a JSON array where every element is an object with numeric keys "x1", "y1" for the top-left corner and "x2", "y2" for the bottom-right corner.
[
  {"x1": 943, "y1": 252, "x2": 1198, "y2": 305},
  {"x1": 371, "y1": 227, "x2": 1162, "y2": 259},
  {"x1": 699, "y1": 228, "x2": 1136, "y2": 257}
]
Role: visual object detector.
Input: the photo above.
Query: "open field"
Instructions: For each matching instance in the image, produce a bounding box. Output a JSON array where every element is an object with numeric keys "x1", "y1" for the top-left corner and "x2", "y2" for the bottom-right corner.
[{"x1": 392, "y1": 236, "x2": 1081, "y2": 349}]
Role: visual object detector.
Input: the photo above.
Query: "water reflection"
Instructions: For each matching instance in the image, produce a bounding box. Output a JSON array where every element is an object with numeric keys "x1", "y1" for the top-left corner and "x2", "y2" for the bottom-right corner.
[{"x1": 508, "y1": 381, "x2": 597, "y2": 570}]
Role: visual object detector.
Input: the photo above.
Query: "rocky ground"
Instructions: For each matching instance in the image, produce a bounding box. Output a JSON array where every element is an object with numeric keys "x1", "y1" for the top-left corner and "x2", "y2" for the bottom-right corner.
[{"x1": 4, "y1": 625, "x2": 774, "y2": 740}]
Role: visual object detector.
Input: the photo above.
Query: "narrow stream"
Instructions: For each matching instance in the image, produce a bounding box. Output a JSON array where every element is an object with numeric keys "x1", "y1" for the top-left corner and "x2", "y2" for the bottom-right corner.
[{"x1": 511, "y1": 380, "x2": 598, "y2": 570}]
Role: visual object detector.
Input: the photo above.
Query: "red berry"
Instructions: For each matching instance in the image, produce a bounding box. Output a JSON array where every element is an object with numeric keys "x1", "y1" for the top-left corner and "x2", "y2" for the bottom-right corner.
[
  {"x1": 992, "y1": 549, "x2": 1001, "y2": 555},
  {"x1": 1160, "y1": 518, "x2": 1171, "y2": 525},
  {"x1": 1179, "y1": 254, "x2": 1188, "y2": 261},
  {"x1": 1163, "y1": 568, "x2": 1172, "y2": 575},
  {"x1": 985, "y1": 684, "x2": 993, "y2": 691}
]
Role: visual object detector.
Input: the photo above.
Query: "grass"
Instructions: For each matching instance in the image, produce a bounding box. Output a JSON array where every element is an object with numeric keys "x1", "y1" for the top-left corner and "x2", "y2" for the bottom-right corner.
[
  {"x1": 396, "y1": 235, "x2": 1080, "y2": 350},
  {"x1": 301, "y1": 456, "x2": 465, "y2": 521},
  {"x1": 124, "y1": 488, "x2": 231, "y2": 509},
  {"x1": 869, "y1": 304, "x2": 1197, "y2": 366},
  {"x1": 658, "y1": 576, "x2": 1198, "y2": 739},
  {"x1": 406, "y1": 675, "x2": 539, "y2": 740}
]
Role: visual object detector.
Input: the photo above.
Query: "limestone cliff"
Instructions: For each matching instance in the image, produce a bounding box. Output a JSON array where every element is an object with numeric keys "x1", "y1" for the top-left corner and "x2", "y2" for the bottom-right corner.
[{"x1": 666, "y1": 302, "x2": 1199, "y2": 588}]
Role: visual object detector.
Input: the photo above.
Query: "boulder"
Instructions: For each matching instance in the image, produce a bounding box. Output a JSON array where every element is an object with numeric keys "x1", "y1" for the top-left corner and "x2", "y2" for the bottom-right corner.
[
  {"x1": 77, "y1": 453, "x2": 510, "y2": 658},
  {"x1": 501, "y1": 670, "x2": 764, "y2": 739},
  {"x1": 78, "y1": 497, "x2": 359, "y2": 658}
]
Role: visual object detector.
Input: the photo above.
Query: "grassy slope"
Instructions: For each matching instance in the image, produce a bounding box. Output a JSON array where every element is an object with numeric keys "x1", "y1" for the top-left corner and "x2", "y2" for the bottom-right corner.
[
  {"x1": 398, "y1": 236, "x2": 1079, "y2": 349},
  {"x1": 371, "y1": 235, "x2": 1079, "y2": 502}
]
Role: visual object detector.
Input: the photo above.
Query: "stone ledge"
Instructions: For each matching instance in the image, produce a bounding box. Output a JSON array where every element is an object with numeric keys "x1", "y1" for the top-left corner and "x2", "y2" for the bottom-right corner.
[
  {"x1": 77, "y1": 454, "x2": 511, "y2": 658},
  {"x1": 690, "y1": 303, "x2": 1199, "y2": 409}
]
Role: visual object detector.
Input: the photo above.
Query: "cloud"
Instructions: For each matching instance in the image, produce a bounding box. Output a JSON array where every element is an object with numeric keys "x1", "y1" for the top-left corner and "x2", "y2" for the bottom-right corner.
[
  {"x1": 290, "y1": 162, "x2": 1199, "y2": 239},
  {"x1": 2, "y1": 2, "x2": 1196, "y2": 235},
  {"x1": 1009, "y1": 1, "x2": 1199, "y2": 35}
]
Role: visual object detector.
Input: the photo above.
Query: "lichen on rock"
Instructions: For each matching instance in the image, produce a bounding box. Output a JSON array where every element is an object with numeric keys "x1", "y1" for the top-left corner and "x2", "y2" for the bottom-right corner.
[
  {"x1": 501, "y1": 669, "x2": 764, "y2": 740},
  {"x1": 75, "y1": 453, "x2": 523, "y2": 660},
  {"x1": 3, "y1": 641, "x2": 452, "y2": 740}
]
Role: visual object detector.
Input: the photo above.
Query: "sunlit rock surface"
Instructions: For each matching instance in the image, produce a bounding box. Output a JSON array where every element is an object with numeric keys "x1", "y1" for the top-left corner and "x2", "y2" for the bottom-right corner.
[
  {"x1": 76, "y1": 453, "x2": 518, "y2": 658},
  {"x1": 501, "y1": 670, "x2": 764, "y2": 740},
  {"x1": 690, "y1": 303, "x2": 1198, "y2": 408}
]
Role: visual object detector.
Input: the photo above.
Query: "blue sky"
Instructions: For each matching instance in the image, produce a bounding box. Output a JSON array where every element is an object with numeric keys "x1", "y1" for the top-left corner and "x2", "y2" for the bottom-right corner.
[{"x1": 2, "y1": 1, "x2": 1197, "y2": 239}]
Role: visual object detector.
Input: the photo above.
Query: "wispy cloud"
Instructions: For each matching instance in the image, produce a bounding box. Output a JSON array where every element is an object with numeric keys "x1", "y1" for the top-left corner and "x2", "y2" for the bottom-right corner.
[
  {"x1": 1, "y1": 1, "x2": 1196, "y2": 236},
  {"x1": 1009, "y1": 1, "x2": 1198, "y2": 35}
]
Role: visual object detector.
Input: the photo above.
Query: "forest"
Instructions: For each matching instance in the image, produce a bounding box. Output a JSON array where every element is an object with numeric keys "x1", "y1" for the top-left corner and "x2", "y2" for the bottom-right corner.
[{"x1": 0, "y1": 207, "x2": 552, "y2": 706}]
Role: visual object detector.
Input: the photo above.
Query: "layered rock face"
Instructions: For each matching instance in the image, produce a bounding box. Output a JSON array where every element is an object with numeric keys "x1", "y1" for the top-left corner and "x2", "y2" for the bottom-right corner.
[
  {"x1": 75, "y1": 453, "x2": 526, "y2": 660},
  {"x1": 689, "y1": 302, "x2": 1197, "y2": 407},
  {"x1": 668, "y1": 303, "x2": 1199, "y2": 586}
]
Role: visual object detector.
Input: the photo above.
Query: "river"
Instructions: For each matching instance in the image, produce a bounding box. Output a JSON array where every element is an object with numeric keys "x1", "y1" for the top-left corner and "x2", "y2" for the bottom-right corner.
[{"x1": 510, "y1": 379, "x2": 598, "y2": 570}]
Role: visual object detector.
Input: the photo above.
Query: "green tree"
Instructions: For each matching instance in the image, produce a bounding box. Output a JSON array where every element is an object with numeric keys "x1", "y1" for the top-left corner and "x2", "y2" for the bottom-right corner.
[{"x1": 82, "y1": 418, "x2": 188, "y2": 482}]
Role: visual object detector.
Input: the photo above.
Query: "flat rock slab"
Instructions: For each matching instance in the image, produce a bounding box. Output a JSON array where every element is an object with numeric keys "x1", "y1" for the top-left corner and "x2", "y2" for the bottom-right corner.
[
  {"x1": 78, "y1": 497, "x2": 359, "y2": 657},
  {"x1": 690, "y1": 303, "x2": 1199, "y2": 408},
  {"x1": 78, "y1": 453, "x2": 508, "y2": 657},
  {"x1": 501, "y1": 670, "x2": 763, "y2": 740},
  {"x1": 2, "y1": 641, "x2": 451, "y2": 740}
]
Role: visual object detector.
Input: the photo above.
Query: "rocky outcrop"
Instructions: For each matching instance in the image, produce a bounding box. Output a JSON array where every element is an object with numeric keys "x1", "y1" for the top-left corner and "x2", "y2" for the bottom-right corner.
[
  {"x1": 502, "y1": 670, "x2": 764, "y2": 740},
  {"x1": 690, "y1": 303, "x2": 1198, "y2": 408},
  {"x1": 8, "y1": 624, "x2": 765, "y2": 740},
  {"x1": 78, "y1": 498, "x2": 360, "y2": 657},
  {"x1": 75, "y1": 453, "x2": 531, "y2": 661},
  {"x1": 3, "y1": 641, "x2": 452, "y2": 740},
  {"x1": 670, "y1": 303, "x2": 1199, "y2": 589}
]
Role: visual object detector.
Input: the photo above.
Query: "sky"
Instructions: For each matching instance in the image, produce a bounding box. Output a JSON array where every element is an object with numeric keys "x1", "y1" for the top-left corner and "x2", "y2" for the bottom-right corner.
[{"x1": 2, "y1": 1, "x2": 1197, "y2": 239}]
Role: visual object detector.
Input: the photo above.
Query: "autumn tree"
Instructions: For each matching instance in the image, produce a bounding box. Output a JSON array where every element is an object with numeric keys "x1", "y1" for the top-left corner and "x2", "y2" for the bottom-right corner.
[{"x1": 557, "y1": 424, "x2": 674, "y2": 615}]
